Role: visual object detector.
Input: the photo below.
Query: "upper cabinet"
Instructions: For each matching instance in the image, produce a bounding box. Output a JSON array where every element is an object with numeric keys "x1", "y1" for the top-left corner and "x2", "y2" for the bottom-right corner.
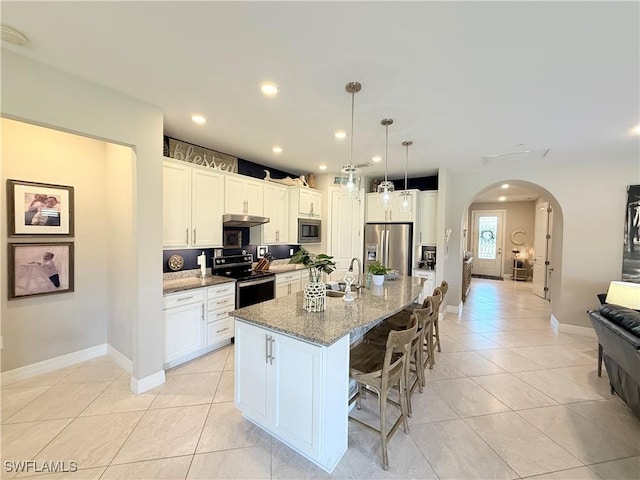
[
  {"x1": 293, "y1": 188, "x2": 322, "y2": 218},
  {"x1": 365, "y1": 191, "x2": 417, "y2": 223},
  {"x1": 224, "y1": 175, "x2": 264, "y2": 216},
  {"x1": 262, "y1": 183, "x2": 289, "y2": 244},
  {"x1": 163, "y1": 159, "x2": 224, "y2": 248},
  {"x1": 417, "y1": 191, "x2": 438, "y2": 245}
]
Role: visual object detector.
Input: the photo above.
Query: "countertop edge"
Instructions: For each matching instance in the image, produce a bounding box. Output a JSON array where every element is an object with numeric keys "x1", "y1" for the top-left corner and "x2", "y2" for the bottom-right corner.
[{"x1": 163, "y1": 276, "x2": 235, "y2": 295}]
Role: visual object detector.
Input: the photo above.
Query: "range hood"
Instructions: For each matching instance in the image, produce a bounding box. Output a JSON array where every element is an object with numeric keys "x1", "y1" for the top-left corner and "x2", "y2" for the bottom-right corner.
[{"x1": 223, "y1": 214, "x2": 270, "y2": 227}]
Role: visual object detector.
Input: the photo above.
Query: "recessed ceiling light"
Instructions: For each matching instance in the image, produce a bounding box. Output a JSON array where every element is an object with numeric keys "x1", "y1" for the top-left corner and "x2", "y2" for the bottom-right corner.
[
  {"x1": 334, "y1": 131, "x2": 347, "y2": 140},
  {"x1": 499, "y1": 196, "x2": 506, "y2": 201},
  {"x1": 632, "y1": 124, "x2": 640, "y2": 135},
  {"x1": 260, "y1": 82, "x2": 278, "y2": 97},
  {"x1": 501, "y1": 183, "x2": 510, "y2": 189},
  {"x1": 272, "y1": 146, "x2": 282, "y2": 153},
  {"x1": 191, "y1": 115, "x2": 206, "y2": 125},
  {"x1": 372, "y1": 155, "x2": 382, "y2": 163},
  {"x1": 319, "y1": 164, "x2": 327, "y2": 171}
]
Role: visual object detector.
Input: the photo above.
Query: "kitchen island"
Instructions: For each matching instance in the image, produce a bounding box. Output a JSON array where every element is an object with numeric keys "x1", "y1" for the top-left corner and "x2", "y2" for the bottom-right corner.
[{"x1": 230, "y1": 276, "x2": 423, "y2": 473}]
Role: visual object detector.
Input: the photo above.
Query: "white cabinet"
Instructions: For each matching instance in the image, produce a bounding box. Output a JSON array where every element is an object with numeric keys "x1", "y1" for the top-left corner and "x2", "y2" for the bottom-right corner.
[
  {"x1": 413, "y1": 269, "x2": 435, "y2": 304},
  {"x1": 164, "y1": 290, "x2": 205, "y2": 365},
  {"x1": 275, "y1": 270, "x2": 303, "y2": 298},
  {"x1": 235, "y1": 321, "x2": 349, "y2": 470},
  {"x1": 163, "y1": 159, "x2": 224, "y2": 248},
  {"x1": 417, "y1": 191, "x2": 438, "y2": 245},
  {"x1": 164, "y1": 282, "x2": 236, "y2": 368},
  {"x1": 206, "y1": 282, "x2": 236, "y2": 346},
  {"x1": 365, "y1": 191, "x2": 417, "y2": 223},
  {"x1": 262, "y1": 183, "x2": 289, "y2": 244},
  {"x1": 224, "y1": 175, "x2": 264, "y2": 216},
  {"x1": 291, "y1": 187, "x2": 322, "y2": 218}
]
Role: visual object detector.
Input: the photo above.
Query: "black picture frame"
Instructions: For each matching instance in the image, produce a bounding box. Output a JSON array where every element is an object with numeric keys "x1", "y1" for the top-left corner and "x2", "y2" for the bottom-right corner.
[
  {"x1": 8, "y1": 242, "x2": 75, "y2": 299},
  {"x1": 7, "y1": 179, "x2": 74, "y2": 237},
  {"x1": 224, "y1": 230, "x2": 242, "y2": 248}
]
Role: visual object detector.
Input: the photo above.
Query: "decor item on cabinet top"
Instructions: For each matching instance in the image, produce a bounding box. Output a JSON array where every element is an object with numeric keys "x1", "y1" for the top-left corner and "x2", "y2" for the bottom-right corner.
[
  {"x1": 290, "y1": 247, "x2": 336, "y2": 312},
  {"x1": 165, "y1": 136, "x2": 237, "y2": 172},
  {"x1": 263, "y1": 169, "x2": 309, "y2": 187},
  {"x1": 368, "y1": 261, "x2": 389, "y2": 286}
]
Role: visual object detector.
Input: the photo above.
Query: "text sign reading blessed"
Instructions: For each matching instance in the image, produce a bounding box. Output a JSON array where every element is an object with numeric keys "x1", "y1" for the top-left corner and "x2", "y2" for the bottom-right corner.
[{"x1": 166, "y1": 137, "x2": 238, "y2": 173}]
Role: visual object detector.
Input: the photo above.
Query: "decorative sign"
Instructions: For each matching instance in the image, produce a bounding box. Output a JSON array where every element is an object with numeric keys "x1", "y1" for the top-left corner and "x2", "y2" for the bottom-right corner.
[{"x1": 165, "y1": 137, "x2": 238, "y2": 173}]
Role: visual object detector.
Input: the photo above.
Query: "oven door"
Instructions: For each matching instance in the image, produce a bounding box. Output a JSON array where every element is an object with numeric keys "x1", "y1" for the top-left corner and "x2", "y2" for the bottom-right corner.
[{"x1": 236, "y1": 276, "x2": 275, "y2": 308}]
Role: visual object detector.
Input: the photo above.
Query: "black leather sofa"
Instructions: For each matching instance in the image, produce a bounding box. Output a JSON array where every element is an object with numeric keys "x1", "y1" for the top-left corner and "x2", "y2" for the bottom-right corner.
[{"x1": 588, "y1": 304, "x2": 640, "y2": 417}]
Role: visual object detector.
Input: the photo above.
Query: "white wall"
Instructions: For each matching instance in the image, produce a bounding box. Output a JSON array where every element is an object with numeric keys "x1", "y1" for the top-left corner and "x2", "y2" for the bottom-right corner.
[
  {"x1": 1, "y1": 51, "x2": 164, "y2": 383},
  {"x1": 468, "y1": 200, "x2": 536, "y2": 276},
  {"x1": 105, "y1": 144, "x2": 135, "y2": 360},
  {"x1": 1, "y1": 119, "x2": 109, "y2": 370},
  {"x1": 443, "y1": 157, "x2": 638, "y2": 328}
]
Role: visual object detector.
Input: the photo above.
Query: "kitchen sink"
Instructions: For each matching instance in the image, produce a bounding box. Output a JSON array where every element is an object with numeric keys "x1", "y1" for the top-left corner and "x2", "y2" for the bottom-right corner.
[{"x1": 326, "y1": 289, "x2": 346, "y2": 297}]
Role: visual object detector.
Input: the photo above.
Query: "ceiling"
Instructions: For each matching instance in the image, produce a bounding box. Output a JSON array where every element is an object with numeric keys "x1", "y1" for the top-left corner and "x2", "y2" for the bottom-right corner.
[{"x1": 1, "y1": 2, "x2": 638, "y2": 180}]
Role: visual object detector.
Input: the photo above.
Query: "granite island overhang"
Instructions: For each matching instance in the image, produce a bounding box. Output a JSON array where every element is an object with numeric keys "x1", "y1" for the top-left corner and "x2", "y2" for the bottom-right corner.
[{"x1": 230, "y1": 276, "x2": 423, "y2": 473}]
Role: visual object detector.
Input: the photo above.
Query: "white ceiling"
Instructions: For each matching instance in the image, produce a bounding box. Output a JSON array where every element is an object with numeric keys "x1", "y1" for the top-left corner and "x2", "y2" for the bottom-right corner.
[{"x1": 1, "y1": 1, "x2": 638, "y2": 179}]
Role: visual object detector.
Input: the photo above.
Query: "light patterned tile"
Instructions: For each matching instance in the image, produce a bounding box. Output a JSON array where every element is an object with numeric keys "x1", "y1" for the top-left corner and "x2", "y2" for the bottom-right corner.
[
  {"x1": 5, "y1": 383, "x2": 111, "y2": 423},
  {"x1": 2, "y1": 364, "x2": 83, "y2": 389},
  {"x1": 59, "y1": 357, "x2": 125, "y2": 384},
  {"x1": 112, "y1": 405, "x2": 209, "y2": 464},
  {"x1": 1, "y1": 419, "x2": 72, "y2": 462},
  {"x1": 524, "y1": 466, "x2": 602, "y2": 479},
  {"x1": 101, "y1": 456, "x2": 192, "y2": 479},
  {"x1": 150, "y1": 372, "x2": 220, "y2": 409},
  {"x1": 514, "y1": 370, "x2": 605, "y2": 403},
  {"x1": 471, "y1": 373, "x2": 557, "y2": 410},
  {"x1": 272, "y1": 441, "x2": 354, "y2": 479},
  {"x1": 518, "y1": 405, "x2": 639, "y2": 464},
  {"x1": 588, "y1": 456, "x2": 640, "y2": 480},
  {"x1": 431, "y1": 377, "x2": 510, "y2": 417},
  {"x1": 477, "y1": 348, "x2": 546, "y2": 372},
  {"x1": 212, "y1": 371, "x2": 234, "y2": 403},
  {"x1": 464, "y1": 411, "x2": 582, "y2": 477},
  {"x1": 438, "y1": 351, "x2": 505, "y2": 376},
  {"x1": 168, "y1": 346, "x2": 231, "y2": 376},
  {"x1": 187, "y1": 445, "x2": 271, "y2": 479},
  {"x1": 407, "y1": 384, "x2": 459, "y2": 425},
  {"x1": 33, "y1": 412, "x2": 143, "y2": 469},
  {"x1": 1, "y1": 386, "x2": 51, "y2": 422},
  {"x1": 81, "y1": 379, "x2": 158, "y2": 416},
  {"x1": 18, "y1": 467, "x2": 105, "y2": 479},
  {"x1": 411, "y1": 419, "x2": 517, "y2": 479}
]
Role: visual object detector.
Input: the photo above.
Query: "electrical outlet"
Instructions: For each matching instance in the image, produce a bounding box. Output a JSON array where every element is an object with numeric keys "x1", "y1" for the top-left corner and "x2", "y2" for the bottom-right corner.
[{"x1": 289, "y1": 248, "x2": 294, "y2": 256}]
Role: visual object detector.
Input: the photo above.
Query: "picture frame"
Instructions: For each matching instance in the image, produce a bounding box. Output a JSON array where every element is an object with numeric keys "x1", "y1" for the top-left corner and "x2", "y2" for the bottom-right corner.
[
  {"x1": 223, "y1": 230, "x2": 242, "y2": 248},
  {"x1": 7, "y1": 179, "x2": 74, "y2": 236},
  {"x1": 8, "y1": 242, "x2": 74, "y2": 299}
]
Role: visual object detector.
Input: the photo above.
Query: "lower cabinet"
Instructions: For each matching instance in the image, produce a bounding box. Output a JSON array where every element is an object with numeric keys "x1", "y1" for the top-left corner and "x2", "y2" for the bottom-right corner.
[
  {"x1": 275, "y1": 270, "x2": 302, "y2": 298},
  {"x1": 413, "y1": 269, "x2": 435, "y2": 304},
  {"x1": 235, "y1": 320, "x2": 349, "y2": 472},
  {"x1": 164, "y1": 282, "x2": 236, "y2": 369}
]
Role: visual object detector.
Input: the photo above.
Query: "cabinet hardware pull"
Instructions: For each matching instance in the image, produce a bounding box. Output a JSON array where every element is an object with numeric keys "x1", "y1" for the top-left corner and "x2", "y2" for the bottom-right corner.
[
  {"x1": 265, "y1": 334, "x2": 271, "y2": 363},
  {"x1": 420, "y1": 232, "x2": 422, "y2": 243},
  {"x1": 193, "y1": 229, "x2": 196, "y2": 244},
  {"x1": 269, "y1": 337, "x2": 275, "y2": 365},
  {"x1": 216, "y1": 300, "x2": 228, "y2": 305},
  {"x1": 216, "y1": 327, "x2": 229, "y2": 334},
  {"x1": 201, "y1": 304, "x2": 204, "y2": 320},
  {"x1": 186, "y1": 228, "x2": 189, "y2": 244},
  {"x1": 177, "y1": 296, "x2": 193, "y2": 302}
]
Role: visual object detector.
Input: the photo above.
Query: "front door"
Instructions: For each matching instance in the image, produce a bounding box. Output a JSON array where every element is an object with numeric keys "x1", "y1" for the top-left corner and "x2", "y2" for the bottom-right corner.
[
  {"x1": 532, "y1": 202, "x2": 553, "y2": 299},
  {"x1": 471, "y1": 210, "x2": 505, "y2": 278}
]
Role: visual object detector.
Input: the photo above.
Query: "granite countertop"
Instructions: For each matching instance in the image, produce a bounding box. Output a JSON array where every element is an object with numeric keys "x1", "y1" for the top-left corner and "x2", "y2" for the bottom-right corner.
[
  {"x1": 163, "y1": 275, "x2": 235, "y2": 295},
  {"x1": 268, "y1": 263, "x2": 306, "y2": 273},
  {"x1": 230, "y1": 276, "x2": 423, "y2": 347}
]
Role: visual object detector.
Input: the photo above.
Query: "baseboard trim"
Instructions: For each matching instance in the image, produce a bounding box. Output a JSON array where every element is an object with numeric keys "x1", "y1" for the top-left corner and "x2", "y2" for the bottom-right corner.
[
  {"x1": 446, "y1": 302, "x2": 462, "y2": 316},
  {"x1": 130, "y1": 370, "x2": 165, "y2": 394},
  {"x1": 107, "y1": 345, "x2": 133, "y2": 375},
  {"x1": 550, "y1": 314, "x2": 597, "y2": 338},
  {"x1": 1, "y1": 343, "x2": 108, "y2": 385}
]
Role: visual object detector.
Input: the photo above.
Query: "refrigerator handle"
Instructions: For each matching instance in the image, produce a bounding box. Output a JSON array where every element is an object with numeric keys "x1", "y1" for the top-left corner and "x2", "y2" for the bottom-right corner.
[
  {"x1": 380, "y1": 229, "x2": 385, "y2": 266},
  {"x1": 386, "y1": 229, "x2": 391, "y2": 267}
]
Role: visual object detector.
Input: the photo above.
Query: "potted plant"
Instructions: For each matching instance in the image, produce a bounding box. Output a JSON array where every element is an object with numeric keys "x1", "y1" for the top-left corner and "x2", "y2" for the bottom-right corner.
[
  {"x1": 368, "y1": 261, "x2": 389, "y2": 286},
  {"x1": 290, "y1": 248, "x2": 336, "y2": 312}
]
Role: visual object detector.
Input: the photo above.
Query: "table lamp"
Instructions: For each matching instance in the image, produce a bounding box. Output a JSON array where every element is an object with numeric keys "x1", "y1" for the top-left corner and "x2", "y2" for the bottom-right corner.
[{"x1": 605, "y1": 281, "x2": 640, "y2": 309}]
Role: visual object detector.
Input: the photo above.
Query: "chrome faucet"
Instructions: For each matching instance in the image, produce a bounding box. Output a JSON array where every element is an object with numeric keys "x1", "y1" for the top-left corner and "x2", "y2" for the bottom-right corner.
[{"x1": 348, "y1": 257, "x2": 363, "y2": 291}]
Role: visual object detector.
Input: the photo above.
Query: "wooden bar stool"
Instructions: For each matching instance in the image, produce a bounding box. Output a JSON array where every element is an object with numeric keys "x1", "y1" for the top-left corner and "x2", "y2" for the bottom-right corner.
[
  {"x1": 435, "y1": 280, "x2": 448, "y2": 352},
  {"x1": 425, "y1": 289, "x2": 443, "y2": 366},
  {"x1": 348, "y1": 317, "x2": 418, "y2": 471}
]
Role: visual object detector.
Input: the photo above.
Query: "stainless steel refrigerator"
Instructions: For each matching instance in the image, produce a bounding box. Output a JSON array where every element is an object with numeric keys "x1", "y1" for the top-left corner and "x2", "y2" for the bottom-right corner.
[{"x1": 364, "y1": 223, "x2": 413, "y2": 275}]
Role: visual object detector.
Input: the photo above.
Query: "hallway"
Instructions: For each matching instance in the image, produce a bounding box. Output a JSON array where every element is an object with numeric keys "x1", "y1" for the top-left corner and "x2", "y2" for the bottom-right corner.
[{"x1": 1, "y1": 279, "x2": 639, "y2": 479}]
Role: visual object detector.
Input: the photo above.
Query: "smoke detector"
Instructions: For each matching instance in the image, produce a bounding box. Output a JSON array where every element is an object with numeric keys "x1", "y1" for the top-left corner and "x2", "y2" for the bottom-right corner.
[{"x1": 1, "y1": 25, "x2": 30, "y2": 47}]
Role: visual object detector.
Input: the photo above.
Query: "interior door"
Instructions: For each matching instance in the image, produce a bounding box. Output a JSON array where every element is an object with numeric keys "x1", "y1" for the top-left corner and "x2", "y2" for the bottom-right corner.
[
  {"x1": 471, "y1": 210, "x2": 505, "y2": 277},
  {"x1": 532, "y1": 202, "x2": 552, "y2": 299},
  {"x1": 328, "y1": 188, "x2": 363, "y2": 274}
]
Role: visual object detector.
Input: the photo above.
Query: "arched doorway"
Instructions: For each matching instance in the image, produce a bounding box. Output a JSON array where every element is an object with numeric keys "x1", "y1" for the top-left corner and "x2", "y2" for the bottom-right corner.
[{"x1": 462, "y1": 180, "x2": 564, "y2": 303}]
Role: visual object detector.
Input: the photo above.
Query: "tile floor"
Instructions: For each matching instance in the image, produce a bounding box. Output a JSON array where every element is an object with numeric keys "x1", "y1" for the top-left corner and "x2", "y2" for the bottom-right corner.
[{"x1": 2, "y1": 279, "x2": 639, "y2": 479}]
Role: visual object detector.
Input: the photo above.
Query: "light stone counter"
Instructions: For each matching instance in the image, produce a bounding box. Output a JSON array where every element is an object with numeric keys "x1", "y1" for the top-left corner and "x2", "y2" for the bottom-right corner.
[
  {"x1": 266, "y1": 263, "x2": 307, "y2": 273},
  {"x1": 230, "y1": 275, "x2": 423, "y2": 346},
  {"x1": 163, "y1": 275, "x2": 234, "y2": 295}
]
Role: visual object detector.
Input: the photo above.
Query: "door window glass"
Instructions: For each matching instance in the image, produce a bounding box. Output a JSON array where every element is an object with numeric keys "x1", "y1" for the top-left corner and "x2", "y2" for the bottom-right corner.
[{"x1": 478, "y1": 216, "x2": 497, "y2": 259}]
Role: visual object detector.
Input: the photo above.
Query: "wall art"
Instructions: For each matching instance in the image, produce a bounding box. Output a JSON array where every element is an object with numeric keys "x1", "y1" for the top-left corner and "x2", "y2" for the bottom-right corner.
[{"x1": 9, "y1": 242, "x2": 74, "y2": 299}]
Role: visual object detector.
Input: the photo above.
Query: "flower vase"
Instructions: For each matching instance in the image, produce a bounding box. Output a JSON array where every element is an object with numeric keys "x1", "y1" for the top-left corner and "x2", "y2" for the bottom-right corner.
[{"x1": 303, "y1": 268, "x2": 326, "y2": 312}]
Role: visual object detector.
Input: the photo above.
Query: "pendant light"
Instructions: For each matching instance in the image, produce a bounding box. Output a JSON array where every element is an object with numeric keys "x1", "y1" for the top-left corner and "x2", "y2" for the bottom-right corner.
[
  {"x1": 377, "y1": 118, "x2": 395, "y2": 209},
  {"x1": 340, "y1": 82, "x2": 362, "y2": 199},
  {"x1": 399, "y1": 140, "x2": 413, "y2": 213}
]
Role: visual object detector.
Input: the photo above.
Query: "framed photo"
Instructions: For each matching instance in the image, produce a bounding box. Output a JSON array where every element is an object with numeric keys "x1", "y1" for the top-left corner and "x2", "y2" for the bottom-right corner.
[
  {"x1": 7, "y1": 179, "x2": 74, "y2": 236},
  {"x1": 8, "y1": 242, "x2": 74, "y2": 300},
  {"x1": 224, "y1": 230, "x2": 242, "y2": 248}
]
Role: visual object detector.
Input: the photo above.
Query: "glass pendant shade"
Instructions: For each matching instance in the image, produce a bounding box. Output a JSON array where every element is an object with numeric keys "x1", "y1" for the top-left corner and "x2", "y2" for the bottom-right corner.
[
  {"x1": 377, "y1": 180, "x2": 394, "y2": 209},
  {"x1": 341, "y1": 81, "x2": 362, "y2": 200},
  {"x1": 399, "y1": 140, "x2": 413, "y2": 213},
  {"x1": 340, "y1": 164, "x2": 361, "y2": 197},
  {"x1": 399, "y1": 190, "x2": 411, "y2": 213}
]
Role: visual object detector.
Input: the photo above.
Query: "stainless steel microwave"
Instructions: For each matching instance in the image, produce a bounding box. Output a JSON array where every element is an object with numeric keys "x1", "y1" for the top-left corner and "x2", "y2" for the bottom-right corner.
[{"x1": 298, "y1": 218, "x2": 321, "y2": 243}]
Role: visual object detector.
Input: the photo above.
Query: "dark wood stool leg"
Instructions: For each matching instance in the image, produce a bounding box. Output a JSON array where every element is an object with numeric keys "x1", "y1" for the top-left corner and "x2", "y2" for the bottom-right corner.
[{"x1": 597, "y1": 343, "x2": 603, "y2": 377}]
